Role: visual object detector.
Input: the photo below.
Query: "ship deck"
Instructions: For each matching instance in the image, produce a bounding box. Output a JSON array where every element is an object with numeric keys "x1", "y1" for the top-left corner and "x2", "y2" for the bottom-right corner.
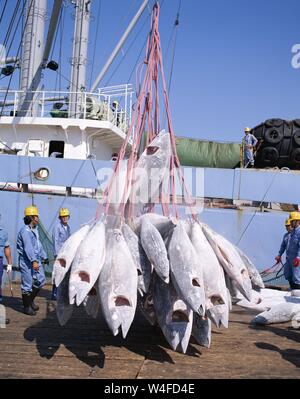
[{"x1": 0, "y1": 285, "x2": 299, "y2": 379}]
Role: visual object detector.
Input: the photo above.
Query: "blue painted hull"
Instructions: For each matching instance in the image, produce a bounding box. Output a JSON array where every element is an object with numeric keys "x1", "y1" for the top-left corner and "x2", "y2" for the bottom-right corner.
[{"x1": 0, "y1": 154, "x2": 294, "y2": 286}]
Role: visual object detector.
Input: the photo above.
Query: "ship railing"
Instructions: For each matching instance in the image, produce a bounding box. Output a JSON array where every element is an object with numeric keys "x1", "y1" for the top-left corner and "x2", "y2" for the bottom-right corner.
[{"x1": 0, "y1": 84, "x2": 135, "y2": 132}]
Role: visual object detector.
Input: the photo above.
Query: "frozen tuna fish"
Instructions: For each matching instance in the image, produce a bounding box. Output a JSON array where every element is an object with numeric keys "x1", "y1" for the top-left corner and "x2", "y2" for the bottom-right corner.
[
  {"x1": 98, "y1": 229, "x2": 138, "y2": 338},
  {"x1": 129, "y1": 130, "x2": 171, "y2": 214},
  {"x1": 152, "y1": 272, "x2": 193, "y2": 353},
  {"x1": 168, "y1": 221, "x2": 206, "y2": 316},
  {"x1": 234, "y1": 246, "x2": 265, "y2": 289},
  {"x1": 202, "y1": 224, "x2": 252, "y2": 302},
  {"x1": 192, "y1": 314, "x2": 212, "y2": 348},
  {"x1": 122, "y1": 223, "x2": 151, "y2": 294},
  {"x1": 69, "y1": 219, "x2": 106, "y2": 306},
  {"x1": 252, "y1": 302, "x2": 300, "y2": 325},
  {"x1": 140, "y1": 217, "x2": 170, "y2": 283},
  {"x1": 189, "y1": 222, "x2": 227, "y2": 309},
  {"x1": 56, "y1": 270, "x2": 74, "y2": 326},
  {"x1": 132, "y1": 213, "x2": 177, "y2": 238},
  {"x1": 53, "y1": 224, "x2": 90, "y2": 287},
  {"x1": 83, "y1": 284, "x2": 100, "y2": 319}
]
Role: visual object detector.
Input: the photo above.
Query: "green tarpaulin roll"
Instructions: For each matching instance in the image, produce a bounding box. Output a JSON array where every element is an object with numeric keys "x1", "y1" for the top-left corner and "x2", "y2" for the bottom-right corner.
[{"x1": 175, "y1": 137, "x2": 241, "y2": 169}]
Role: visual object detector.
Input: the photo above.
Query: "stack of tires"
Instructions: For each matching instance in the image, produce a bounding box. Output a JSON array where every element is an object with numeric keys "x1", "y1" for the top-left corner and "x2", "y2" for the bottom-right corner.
[{"x1": 252, "y1": 119, "x2": 300, "y2": 169}]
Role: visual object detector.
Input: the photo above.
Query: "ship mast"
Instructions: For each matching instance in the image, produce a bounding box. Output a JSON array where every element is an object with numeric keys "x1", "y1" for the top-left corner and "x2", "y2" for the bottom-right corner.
[
  {"x1": 69, "y1": 0, "x2": 92, "y2": 118},
  {"x1": 19, "y1": 0, "x2": 47, "y2": 116}
]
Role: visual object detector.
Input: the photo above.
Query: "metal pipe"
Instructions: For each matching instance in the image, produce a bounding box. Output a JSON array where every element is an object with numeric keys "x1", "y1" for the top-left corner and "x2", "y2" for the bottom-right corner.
[
  {"x1": 42, "y1": 0, "x2": 63, "y2": 66},
  {"x1": 90, "y1": 0, "x2": 149, "y2": 92},
  {"x1": 0, "y1": 57, "x2": 19, "y2": 65}
]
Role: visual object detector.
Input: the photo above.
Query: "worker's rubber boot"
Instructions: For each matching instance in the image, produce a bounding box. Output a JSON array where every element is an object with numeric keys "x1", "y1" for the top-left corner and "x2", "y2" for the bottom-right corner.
[
  {"x1": 30, "y1": 287, "x2": 40, "y2": 311},
  {"x1": 22, "y1": 293, "x2": 36, "y2": 316}
]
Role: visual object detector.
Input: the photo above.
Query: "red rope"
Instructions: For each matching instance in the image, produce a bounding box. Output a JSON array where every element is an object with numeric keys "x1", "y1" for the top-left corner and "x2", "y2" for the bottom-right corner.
[{"x1": 96, "y1": 2, "x2": 198, "y2": 222}]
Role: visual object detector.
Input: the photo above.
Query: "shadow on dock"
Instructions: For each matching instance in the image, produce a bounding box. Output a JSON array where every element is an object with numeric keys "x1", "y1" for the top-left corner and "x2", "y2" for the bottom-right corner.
[
  {"x1": 22, "y1": 297, "x2": 201, "y2": 369},
  {"x1": 249, "y1": 324, "x2": 300, "y2": 369}
]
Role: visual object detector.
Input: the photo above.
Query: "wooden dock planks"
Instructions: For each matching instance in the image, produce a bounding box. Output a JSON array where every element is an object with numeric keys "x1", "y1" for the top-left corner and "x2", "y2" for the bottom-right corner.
[{"x1": 0, "y1": 286, "x2": 299, "y2": 379}]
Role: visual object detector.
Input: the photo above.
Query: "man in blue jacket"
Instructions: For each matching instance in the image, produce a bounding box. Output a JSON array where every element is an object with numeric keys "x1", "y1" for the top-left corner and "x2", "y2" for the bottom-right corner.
[
  {"x1": 275, "y1": 218, "x2": 292, "y2": 263},
  {"x1": 285, "y1": 212, "x2": 300, "y2": 290},
  {"x1": 0, "y1": 220, "x2": 13, "y2": 324},
  {"x1": 51, "y1": 208, "x2": 71, "y2": 300},
  {"x1": 17, "y1": 206, "x2": 48, "y2": 315},
  {"x1": 242, "y1": 127, "x2": 258, "y2": 168}
]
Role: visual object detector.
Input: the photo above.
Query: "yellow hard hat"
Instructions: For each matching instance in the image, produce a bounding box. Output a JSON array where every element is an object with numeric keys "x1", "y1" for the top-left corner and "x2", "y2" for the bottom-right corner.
[
  {"x1": 244, "y1": 127, "x2": 251, "y2": 132},
  {"x1": 59, "y1": 208, "x2": 70, "y2": 217},
  {"x1": 24, "y1": 206, "x2": 39, "y2": 217},
  {"x1": 289, "y1": 211, "x2": 300, "y2": 221},
  {"x1": 285, "y1": 218, "x2": 291, "y2": 226}
]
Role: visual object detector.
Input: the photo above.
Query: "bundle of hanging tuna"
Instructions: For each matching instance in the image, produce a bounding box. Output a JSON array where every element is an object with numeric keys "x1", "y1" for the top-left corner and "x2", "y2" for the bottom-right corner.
[
  {"x1": 52, "y1": 130, "x2": 265, "y2": 353},
  {"x1": 52, "y1": 3, "x2": 266, "y2": 352}
]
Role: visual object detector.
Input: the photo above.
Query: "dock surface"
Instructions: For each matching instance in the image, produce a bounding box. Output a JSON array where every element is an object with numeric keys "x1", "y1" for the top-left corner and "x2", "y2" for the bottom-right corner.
[{"x1": 0, "y1": 285, "x2": 299, "y2": 379}]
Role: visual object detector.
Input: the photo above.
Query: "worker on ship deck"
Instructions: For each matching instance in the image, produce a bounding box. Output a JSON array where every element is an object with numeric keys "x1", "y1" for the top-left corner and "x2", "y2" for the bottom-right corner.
[
  {"x1": 51, "y1": 208, "x2": 71, "y2": 300},
  {"x1": 284, "y1": 212, "x2": 300, "y2": 290},
  {"x1": 0, "y1": 217, "x2": 13, "y2": 325},
  {"x1": 275, "y1": 218, "x2": 293, "y2": 282},
  {"x1": 242, "y1": 127, "x2": 258, "y2": 168},
  {"x1": 17, "y1": 206, "x2": 48, "y2": 316}
]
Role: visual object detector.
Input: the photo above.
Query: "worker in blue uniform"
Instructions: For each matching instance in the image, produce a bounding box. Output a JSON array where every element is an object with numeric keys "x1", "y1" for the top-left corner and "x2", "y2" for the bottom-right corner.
[
  {"x1": 285, "y1": 212, "x2": 300, "y2": 290},
  {"x1": 17, "y1": 206, "x2": 48, "y2": 316},
  {"x1": 51, "y1": 208, "x2": 71, "y2": 300},
  {"x1": 0, "y1": 220, "x2": 13, "y2": 325},
  {"x1": 275, "y1": 218, "x2": 293, "y2": 265},
  {"x1": 242, "y1": 127, "x2": 258, "y2": 168}
]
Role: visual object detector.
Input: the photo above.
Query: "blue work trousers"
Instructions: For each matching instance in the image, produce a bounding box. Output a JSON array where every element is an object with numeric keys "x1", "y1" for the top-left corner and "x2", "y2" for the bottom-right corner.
[{"x1": 19, "y1": 258, "x2": 45, "y2": 294}]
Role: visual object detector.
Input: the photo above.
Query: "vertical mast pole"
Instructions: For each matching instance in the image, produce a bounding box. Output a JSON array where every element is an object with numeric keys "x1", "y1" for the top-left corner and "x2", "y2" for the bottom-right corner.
[
  {"x1": 19, "y1": 0, "x2": 47, "y2": 116},
  {"x1": 69, "y1": 0, "x2": 92, "y2": 118}
]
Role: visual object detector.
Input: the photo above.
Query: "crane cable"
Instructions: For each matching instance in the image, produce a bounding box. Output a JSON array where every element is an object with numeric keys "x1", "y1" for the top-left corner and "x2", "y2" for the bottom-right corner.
[
  {"x1": 0, "y1": 0, "x2": 35, "y2": 118},
  {"x1": 235, "y1": 171, "x2": 278, "y2": 246},
  {"x1": 89, "y1": 0, "x2": 102, "y2": 89},
  {"x1": 0, "y1": 0, "x2": 8, "y2": 27}
]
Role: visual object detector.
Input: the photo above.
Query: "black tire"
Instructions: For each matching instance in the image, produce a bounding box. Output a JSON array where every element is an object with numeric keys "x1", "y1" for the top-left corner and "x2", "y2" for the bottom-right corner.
[
  {"x1": 264, "y1": 128, "x2": 283, "y2": 144},
  {"x1": 293, "y1": 119, "x2": 300, "y2": 128},
  {"x1": 260, "y1": 147, "x2": 279, "y2": 165},
  {"x1": 291, "y1": 148, "x2": 300, "y2": 166},
  {"x1": 293, "y1": 129, "x2": 300, "y2": 146},
  {"x1": 264, "y1": 118, "x2": 284, "y2": 128}
]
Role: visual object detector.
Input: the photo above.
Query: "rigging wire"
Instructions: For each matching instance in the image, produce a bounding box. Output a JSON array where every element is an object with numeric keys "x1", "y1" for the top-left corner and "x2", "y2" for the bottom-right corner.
[
  {"x1": 103, "y1": 10, "x2": 151, "y2": 88},
  {"x1": 89, "y1": 0, "x2": 102, "y2": 89},
  {"x1": 0, "y1": 0, "x2": 8, "y2": 27},
  {"x1": 235, "y1": 171, "x2": 278, "y2": 246},
  {"x1": 4, "y1": 0, "x2": 23, "y2": 60},
  {"x1": 162, "y1": 0, "x2": 181, "y2": 128},
  {"x1": 0, "y1": 0, "x2": 35, "y2": 118},
  {"x1": 2, "y1": 0, "x2": 22, "y2": 51}
]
